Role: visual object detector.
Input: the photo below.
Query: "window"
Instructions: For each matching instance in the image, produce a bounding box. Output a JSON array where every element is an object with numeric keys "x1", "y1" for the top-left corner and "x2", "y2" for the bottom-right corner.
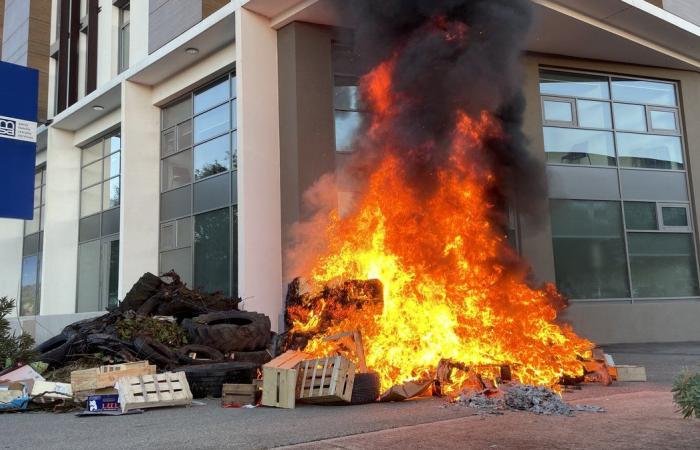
[
  {"x1": 550, "y1": 200, "x2": 630, "y2": 299},
  {"x1": 77, "y1": 132, "x2": 122, "y2": 312},
  {"x1": 550, "y1": 198, "x2": 699, "y2": 300},
  {"x1": 334, "y1": 81, "x2": 364, "y2": 152},
  {"x1": 118, "y1": 2, "x2": 130, "y2": 73},
  {"x1": 20, "y1": 168, "x2": 47, "y2": 316},
  {"x1": 54, "y1": 0, "x2": 83, "y2": 113},
  {"x1": 159, "y1": 74, "x2": 238, "y2": 296},
  {"x1": 539, "y1": 69, "x2": 684, "y2": 170}
]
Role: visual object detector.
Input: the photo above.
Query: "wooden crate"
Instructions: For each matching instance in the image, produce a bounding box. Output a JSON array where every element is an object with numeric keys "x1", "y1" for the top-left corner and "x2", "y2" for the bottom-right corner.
[
  {"x1": 222, "y1": 383, "x2": 257, "y2": 406},
  {"x1": 614, "y1": 365, "x2": 647, "y2": 382},
  {"x1": 261, "y1": 350, "x2": 310, "y2": 409},
  {"x1": 117, "y1": 372, "x2": 192, "y2": 412},
  {"x1": 71, "y1": 361, "x2": 156, "y2": 393},
  {"x1": 297, "y1": 356, "x2": 355, "y2": 404}
]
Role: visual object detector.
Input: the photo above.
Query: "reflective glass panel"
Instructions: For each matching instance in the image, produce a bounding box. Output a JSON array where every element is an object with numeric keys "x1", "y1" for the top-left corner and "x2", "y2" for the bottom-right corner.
[
  {"x1": 103, "y1": 177, "x2": 120, "y2": 209},
  {"x1": 624, "y1": 202, "x2": 657, "y2": 230},
  {"x1": 178, "y1": 120, "x2": 193, "y2": 150},
  {"x1": 194, "y1": 208, "x2": 230, "y2": 294},
  {"x1": 334, "y1": 86, "x2": 361, "y2": 110},
  {"x1": 104, "y1": 152, "x2": 120, "y2": 179},
  {"x1": 77, "y1": 240, "x2": 100, "y2": 312},
  {"x1": 194, "y1": 78, "x2": 229, "y2": 114},
  {"x1": 83, "y1": 141, "x2": 103, "y2": 165},
  {"x1": 81, "y1": 184, "x2": 101, "y2": 217},
  {"x1": 81, "y1": 160, "x2": 102, "y2": 187},
  {"x1": 163, "y1": 97, "x2": 192, "y2": 130},
  {"x1": 577, "y1": 100, "x2": 612, "y2": 129},
  {"x1": 160, "y1": 222, "x2": 176, "y2": 251},
  {"x1": 335, "y1": 111, "x2": 363, "y2": 152},
  {"x1": 628, "y1": 233, "x2": 699, "y2": 297},
  {"x1": 612, "y1": 78, "x2": 676, "y2": 106},
  {"x1": 550, "y1": 200, "x2": 630, "y2": 299},
  {"x1": 650, "y1": 110, "x2": 677, "y2": 131},
  {"x1": 20, "y1": 255, "x2": 38, "y2": 316},
  {"x1": 162, "y1": 129, "x2": 176, "y2": 157},
  {"x1": 231, "y1": 99, "x2": 237, "y2": 129},
  {"x1": 108, "y1": 135, "x2": 121, "y2": 154},
  {"x1": 617, "y1": 133, "x2": 684, "y2": 170},
  {"x1": 194, "y1": 134, "x2": 229, "y2": 180},
  {"x1": 162, "y1": 150, "x2": 193, "y2": 191},
  {"x1": 543, "y1": 127, "x2": 616, "y2": 166},
  {"x1": 194, "y1": 104, "x2": 229, "y2": 143},
  {"x1": 613, "y1": 103, "x2": 647, "y2": 132},
  {"x1": 543, "y1": 100, "x2": 573, "y2": 123},
  {"x1": 662, "y1": 207, "x2": 688, "y2": 227},
  {"x1": 25, "y1": 208, "x2": 40, "y2": 235},
  {"x1": 539, "y1": 70, "x2": 610, "y2": 99},
  {"x1": 160, "y1": 247, "x2": 193, "y2": 287},
  {"x1": 34, "y1": 171, "x2": 42, "y2": 187}
]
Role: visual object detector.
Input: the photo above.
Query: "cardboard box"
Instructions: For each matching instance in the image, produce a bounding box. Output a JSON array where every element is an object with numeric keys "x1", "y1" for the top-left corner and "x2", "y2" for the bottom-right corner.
[
  {"x1": 615, "y1": 365, "x2": 647, "y2": 382},
  {"x1": 86, "y1": 394, "x2": 121, "y2": 412}
]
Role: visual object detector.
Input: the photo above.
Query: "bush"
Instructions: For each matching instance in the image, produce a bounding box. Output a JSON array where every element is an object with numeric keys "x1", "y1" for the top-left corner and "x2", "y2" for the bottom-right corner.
[
  {"x1": 672, "y1": 368, "x2": 700, "y2": 419},
  {"x1": 0, "y1": 297, "x2": 37, "y2": 369}
]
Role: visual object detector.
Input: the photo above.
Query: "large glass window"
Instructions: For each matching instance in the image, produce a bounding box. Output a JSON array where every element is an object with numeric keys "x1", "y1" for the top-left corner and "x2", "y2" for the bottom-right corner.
[
  {"x1": 159, "y1": 73, "x2": 238, "y2": 296},
  {"x1": 118, "y1": 3, "x2": 130, "y2": 73},
  {"x1": 540, "y1": 69, "x2": 684, "y2": 170},
  {"x1": 20, "y1": 168, "x2": 46, "y2": 316},
  {"x1": 77, "y1": 132, "x2": 122, "y2": 312},
  {"x1": 334, "y1": 79, "x2": 364, "y2": 152},
  {"x1": 543, "y1": 69, "x2": 699, "y2": 300}
]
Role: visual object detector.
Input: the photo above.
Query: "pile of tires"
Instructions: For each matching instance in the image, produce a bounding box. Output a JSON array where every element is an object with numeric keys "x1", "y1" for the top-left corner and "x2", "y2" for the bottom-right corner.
[
  {"x1": 175, "y1": 362, "x2": 257, "y2": 398},
  {"x1": 182, "y1": 311, "x2": 271, "y2": 353}
]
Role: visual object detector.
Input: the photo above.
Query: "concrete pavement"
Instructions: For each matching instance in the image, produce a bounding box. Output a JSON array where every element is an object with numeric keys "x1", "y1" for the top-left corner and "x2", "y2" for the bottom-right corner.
[{"x1": 1, "y1": 343, "x2": 698, "y2": 449}]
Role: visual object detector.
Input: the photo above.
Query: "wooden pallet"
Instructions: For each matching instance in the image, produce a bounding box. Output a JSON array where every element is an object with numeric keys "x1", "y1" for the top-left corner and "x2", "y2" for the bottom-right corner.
[
  {"x1": 261, "y1": 350, "x2": 310, "y2": 409},
  {"x1": 117, "y1": 372, "x2": 192, "y2": 412},
  {"x1": 297, "y1": 356, "x2": 355, "y2": 404},
  {"x1": 71, "y1": 361, "x2": 156, "y2": 393}
]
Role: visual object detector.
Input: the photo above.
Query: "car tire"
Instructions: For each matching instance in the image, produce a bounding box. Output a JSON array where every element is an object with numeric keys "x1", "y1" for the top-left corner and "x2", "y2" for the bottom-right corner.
[
  {"x1": 176, "y1": 344, "x2": 225, "y2": 365},
  {"x1": 175, "y1": 362, "x2": 257, "y2": 398},
  {"x1": 36, "y1": 332, "x2": 77, "y2": 365},
  {"x1": 134, "y1": 336, "x2": 179, "y2": 368},
  {"x1": 187, "y1": 311, "x2": 271, "y2": 353}
]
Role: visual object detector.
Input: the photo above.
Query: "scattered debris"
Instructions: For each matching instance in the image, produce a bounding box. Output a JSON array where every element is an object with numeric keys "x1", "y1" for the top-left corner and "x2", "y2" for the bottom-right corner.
[
  {"x1": 297, "y1": 355, "x2": 355, "y2": 405},
  {"x1": 116, "y1": 371, "x2": 192, "y2": 413},
  {"x1": 380, "y1": 380, "x2": 432, "y2": 402},
  {"x1": 614, "y1": 365, "x2": 647, "y2": 382},
  {"x1": 262, "y1": 350, "x2": 310, "y2": 409},
  {"x1": 221, "y1": 383, "x2": 258, "y2": 407}
]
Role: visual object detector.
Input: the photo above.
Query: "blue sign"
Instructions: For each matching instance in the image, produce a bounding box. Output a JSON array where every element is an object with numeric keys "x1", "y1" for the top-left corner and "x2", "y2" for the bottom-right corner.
[{"x1": 0, "y1": 61, "x2": 39, "y2": 219}]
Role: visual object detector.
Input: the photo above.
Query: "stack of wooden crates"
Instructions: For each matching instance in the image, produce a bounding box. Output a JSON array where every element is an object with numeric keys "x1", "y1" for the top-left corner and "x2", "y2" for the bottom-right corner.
[{"x1": 261, "y1": 351, "x2": 355, "y2": 409}]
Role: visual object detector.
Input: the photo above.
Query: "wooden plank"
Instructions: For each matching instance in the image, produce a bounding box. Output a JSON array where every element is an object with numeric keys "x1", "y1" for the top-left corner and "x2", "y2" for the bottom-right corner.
[
  {"x1": 71, "y1": 361, "x2": 155, "y2": 393},
  {"x1": 118, "y1": 371, "x2": 192, "y2": 413}
]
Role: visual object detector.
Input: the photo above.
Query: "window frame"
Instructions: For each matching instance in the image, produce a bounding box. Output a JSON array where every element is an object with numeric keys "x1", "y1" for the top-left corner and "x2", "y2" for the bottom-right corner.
[
  {"x1": 658, "y1": 203, "x2": 692, "y2": 232},
  {"x1": 541, "y1": 96, "x2": 577, "y2": 127},
  {"x1": 117, "y1": 2, "x2": 130, "y2": 74}
]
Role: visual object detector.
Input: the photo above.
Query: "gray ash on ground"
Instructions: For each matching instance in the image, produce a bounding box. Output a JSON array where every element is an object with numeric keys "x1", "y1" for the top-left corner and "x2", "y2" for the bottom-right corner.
[{"x1": 455, "y1": 384, "x2": 605, "y2": 416}]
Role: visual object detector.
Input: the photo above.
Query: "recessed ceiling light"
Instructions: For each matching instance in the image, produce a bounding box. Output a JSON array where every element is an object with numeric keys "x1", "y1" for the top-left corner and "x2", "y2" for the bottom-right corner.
[
  {"x1": 92, "y1": 105, "x2": 104, "y2": 111},
  {"x1": 185, "y1": 47, "x2": 199, "y2": 55}
]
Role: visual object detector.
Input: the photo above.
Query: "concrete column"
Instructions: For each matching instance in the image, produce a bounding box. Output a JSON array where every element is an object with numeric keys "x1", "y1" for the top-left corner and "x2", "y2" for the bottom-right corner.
[
  {"x1": 277, "y1": 22, "x2": 336, "y2": 278},
  {"x1": 0, "y1": 219, "x2": 23, "y2": 313},
  {"x1": 41, "y1": 127, "x2": 79, "y2": 315},
  {"x1": 118, "y1": 80, "x2": 161, "y2": 298},
  {"x1": 235, "y1": 8, "x2": 283, "y2": 331},
  {"x1": 518, "y1": 56, "x2": 556, "y2": 284}
]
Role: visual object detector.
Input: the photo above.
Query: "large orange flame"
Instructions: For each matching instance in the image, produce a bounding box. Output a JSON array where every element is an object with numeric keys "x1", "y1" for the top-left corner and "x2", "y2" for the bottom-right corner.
[{"x1": 288, "y1": 57, "x2": 592, "y2": 392}]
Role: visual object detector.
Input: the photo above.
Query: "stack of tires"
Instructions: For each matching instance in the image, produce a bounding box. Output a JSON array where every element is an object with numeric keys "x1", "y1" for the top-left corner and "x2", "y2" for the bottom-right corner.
[{"x1": 176, "y1": 311, "x2": 273, "y2": 398}]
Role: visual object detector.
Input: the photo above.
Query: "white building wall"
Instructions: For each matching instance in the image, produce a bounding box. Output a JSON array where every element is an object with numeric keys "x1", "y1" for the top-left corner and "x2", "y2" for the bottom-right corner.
[{"x1": 0, "y1": 219, "x2": 23, "y2": 315}]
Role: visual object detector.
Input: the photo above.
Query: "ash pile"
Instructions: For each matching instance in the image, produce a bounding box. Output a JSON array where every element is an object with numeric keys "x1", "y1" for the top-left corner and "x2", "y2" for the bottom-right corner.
[
  {"x1": 456, "y1": 384, "x2": 605, "y2": 416},
  {"x1": 33, "y1": 271, "x2": 274, "y2": 399}
]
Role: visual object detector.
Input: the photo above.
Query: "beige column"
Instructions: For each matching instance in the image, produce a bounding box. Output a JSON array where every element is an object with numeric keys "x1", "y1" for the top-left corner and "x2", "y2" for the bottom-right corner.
[
  {"x1": 41, "y1": 127, "x2": 80, "y2": 315},
  {"x1": 236, "y1": 7, "x2": 284, "y2": 330},
  {"x1": 118, "y1": 80, "x2": 161, "y2": 298}
]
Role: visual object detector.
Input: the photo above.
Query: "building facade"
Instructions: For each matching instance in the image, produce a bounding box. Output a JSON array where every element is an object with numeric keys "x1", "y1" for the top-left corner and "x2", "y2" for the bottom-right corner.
[{"x1": 2, "y1": 0, "x2": 700, "y2": 345}]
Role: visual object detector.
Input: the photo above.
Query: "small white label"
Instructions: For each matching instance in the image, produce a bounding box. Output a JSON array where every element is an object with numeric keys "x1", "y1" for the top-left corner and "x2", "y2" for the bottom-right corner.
[{"x1": 0, "y1": 115, "x2": 37, "y2": 143}]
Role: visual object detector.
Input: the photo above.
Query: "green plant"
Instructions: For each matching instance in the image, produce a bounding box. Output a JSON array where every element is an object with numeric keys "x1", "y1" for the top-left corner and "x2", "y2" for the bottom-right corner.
[
  {"x1": 672, "y1": 368, "x2": 700, "y2": 419},
  {"x1": 0, "y1": 297, "x2": 37, "y2": 369},
  {"x1": 116, "y1": 316, "x2": 188, "y2": 347}
]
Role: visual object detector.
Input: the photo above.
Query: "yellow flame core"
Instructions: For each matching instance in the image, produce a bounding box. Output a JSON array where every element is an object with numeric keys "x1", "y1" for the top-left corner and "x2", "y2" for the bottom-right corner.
[{"x1": 289, "y1": 61, "x2": 592, "y2": 392}]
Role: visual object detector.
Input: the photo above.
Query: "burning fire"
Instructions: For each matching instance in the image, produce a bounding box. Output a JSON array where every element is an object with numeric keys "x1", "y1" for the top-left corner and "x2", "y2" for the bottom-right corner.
[{"x1": 288, "y1": 29, "x2": 592, "y2": 393}]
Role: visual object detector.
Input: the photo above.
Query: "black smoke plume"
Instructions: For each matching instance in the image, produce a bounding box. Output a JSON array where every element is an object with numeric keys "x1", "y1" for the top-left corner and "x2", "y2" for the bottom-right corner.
[{"x1": 339, "y1": 0, "x2": 546, "y2": 221}]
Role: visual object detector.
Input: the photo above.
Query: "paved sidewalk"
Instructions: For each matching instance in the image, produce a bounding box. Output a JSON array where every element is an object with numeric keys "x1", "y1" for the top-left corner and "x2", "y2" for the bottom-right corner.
[{"x1": 1, "y1": 343, "x2": 698, "y2": 449}]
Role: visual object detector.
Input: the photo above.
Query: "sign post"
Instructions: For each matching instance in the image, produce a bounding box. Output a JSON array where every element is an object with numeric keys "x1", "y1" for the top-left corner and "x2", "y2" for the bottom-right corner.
[{"x1": 0, "y1": 61, "x2": 39, "y2": 219}]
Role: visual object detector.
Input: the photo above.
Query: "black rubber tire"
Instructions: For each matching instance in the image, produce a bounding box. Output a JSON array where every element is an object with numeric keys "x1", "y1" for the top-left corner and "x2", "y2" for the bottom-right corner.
[
  {"x1": 349, "y1": 372, "x2": 381, "y2": 404},
  {"x1": 174, "y1": 362, "x2": 257, "y2": 398},
  {"x1": 231, "y1": 350, "x2": 272, "y2": 365},
  {"x1": 177, "y1": 344, "x2": 225, "y2": 365},
  {"x1": 187, "y1": 311, "x2": 271, "y2": 353},
  {"x1": 36, "y1": 332, "x2": 77, "y2": 365},
  {"x1": 134, "y1": 336, "x2": 179, "y2": 368}
]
